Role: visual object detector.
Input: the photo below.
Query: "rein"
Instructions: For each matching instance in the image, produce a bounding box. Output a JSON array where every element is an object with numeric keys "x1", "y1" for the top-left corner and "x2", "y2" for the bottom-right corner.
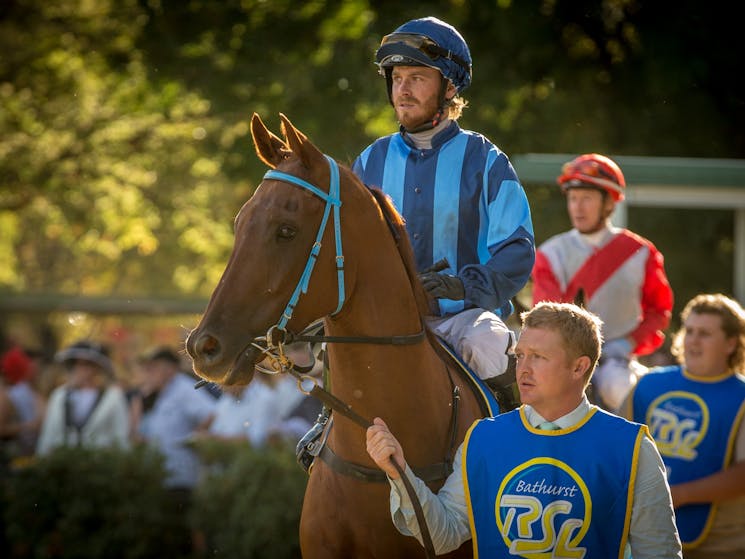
[
  {"x1": 267, "y1": 324, "x2": 426, "y2": 347},
  {"x1": 283, "y1": 362, "x2": 442, "y2": 559}
]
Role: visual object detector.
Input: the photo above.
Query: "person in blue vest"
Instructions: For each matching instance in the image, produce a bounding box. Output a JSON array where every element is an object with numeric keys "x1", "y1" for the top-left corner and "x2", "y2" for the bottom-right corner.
[
  {"x1": 623, "y1": 293, "x2": 745, "y2": 558},
  {"x1": 366, "y1": 301, "x2": 682, "y2": 558},
  {"x1": 352, "y1": 16, "x2": 534, "y2": 390}
]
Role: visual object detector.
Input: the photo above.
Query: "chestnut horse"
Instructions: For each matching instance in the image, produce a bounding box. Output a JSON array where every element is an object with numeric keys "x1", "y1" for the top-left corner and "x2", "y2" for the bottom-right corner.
[{"x1": 186, "y1": 113, "x2": 492, "y2": 558}]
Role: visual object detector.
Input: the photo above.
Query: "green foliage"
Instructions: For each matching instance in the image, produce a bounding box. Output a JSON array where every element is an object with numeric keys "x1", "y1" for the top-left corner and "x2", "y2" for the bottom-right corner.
[
  {"x1": 1, "y1": 446, "x2": 178, "y2": 559},
  {"x1": 0, "y1": 442, "x2": 310, "y2": 559},
  {"x1": 192, "y1": 445, "x2": 307, "y2": 559},
  {"x1": 0, "y1": 0, "x2": 742, "y2": 308},
  {"x1": 0, "y1": 0, "x2": 239, "y2": 296}
]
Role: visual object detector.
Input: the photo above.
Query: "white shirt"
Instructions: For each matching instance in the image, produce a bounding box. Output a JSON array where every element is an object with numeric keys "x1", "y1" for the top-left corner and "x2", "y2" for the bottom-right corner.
[
  {"x1": 387, "y1": 397, "x2": 682, "y2": 558},
  {"x1": 140, "y1": 373, "x2": 216, "y2": 488},
  {"x1": 210, "y1": 381, "x2": 276, "y2": 446},
  {"x1": 209, "y1": 376, "x2": 308, "y2": 446}
]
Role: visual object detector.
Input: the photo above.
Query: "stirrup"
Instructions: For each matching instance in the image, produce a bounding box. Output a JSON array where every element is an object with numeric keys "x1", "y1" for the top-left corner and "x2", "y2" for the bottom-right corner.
[{"x1": 295, "y1": 407, "x2": 331, "y2": 473}]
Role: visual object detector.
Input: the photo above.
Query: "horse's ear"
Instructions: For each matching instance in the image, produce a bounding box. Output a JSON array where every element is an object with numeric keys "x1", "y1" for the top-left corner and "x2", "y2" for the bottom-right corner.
[
  {"x1": 279, "y1": 113, "x2": 325, "y2": 170},
  {"x1": 251, "y1": 112, "x2": 291, "y2": 168}
]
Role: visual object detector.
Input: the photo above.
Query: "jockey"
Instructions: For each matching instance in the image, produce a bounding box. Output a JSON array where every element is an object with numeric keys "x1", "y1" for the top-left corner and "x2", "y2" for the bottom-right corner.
[
  {"x1": 353, "y1": 16, "x2": 534, "y2": 390},
  {"x1": 531, "y1": 153, "x2": 674, "y2": 411},
  {"x1": 296, "y1": 16, "x2": 535, "y2": 471}
]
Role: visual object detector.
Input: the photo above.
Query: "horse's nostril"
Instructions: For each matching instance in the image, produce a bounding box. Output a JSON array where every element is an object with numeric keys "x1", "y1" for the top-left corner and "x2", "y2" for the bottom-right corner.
[{"x1": 196, "y1": 333, "x2": 221, "y2": 360}]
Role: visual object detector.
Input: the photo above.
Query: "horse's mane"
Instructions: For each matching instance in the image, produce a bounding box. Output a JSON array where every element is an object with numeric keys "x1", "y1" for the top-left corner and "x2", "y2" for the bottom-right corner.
[
  {"x1": 340, "y1": 166, "x2": 492, "y2": 415},
  {"x1": 365, "y1": 186, "x2": 432, "y2": 318}
]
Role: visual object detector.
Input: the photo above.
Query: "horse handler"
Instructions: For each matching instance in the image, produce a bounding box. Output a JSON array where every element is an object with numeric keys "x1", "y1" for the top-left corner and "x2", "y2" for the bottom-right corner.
[
  {"x1": 367, "y1": 301, "x2": 682, "y2": 558},
  {"x1": 623, "y1": 293, "x2": 745, "y2": 558}
]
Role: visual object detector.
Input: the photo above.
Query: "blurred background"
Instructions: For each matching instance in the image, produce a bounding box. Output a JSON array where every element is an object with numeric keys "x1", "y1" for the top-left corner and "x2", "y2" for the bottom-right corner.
[
  {"x1": 1, "y1": 0, "x2": 744, "y2": 370},
  {"x1": 2, "y1": 2, "x2": 744, "y2": 557}
]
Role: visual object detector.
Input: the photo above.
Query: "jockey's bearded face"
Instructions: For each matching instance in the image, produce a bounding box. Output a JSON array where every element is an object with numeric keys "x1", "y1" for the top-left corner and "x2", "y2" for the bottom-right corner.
[{"x1": 391, "y1": 65, "x2": 443, "y2": 130}]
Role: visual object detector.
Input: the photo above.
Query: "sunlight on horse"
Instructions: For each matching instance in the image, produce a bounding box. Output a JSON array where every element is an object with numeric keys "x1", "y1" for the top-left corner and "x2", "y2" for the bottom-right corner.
[{"x1": 186, "y1": 113, "x2": 492, "y2": 558}]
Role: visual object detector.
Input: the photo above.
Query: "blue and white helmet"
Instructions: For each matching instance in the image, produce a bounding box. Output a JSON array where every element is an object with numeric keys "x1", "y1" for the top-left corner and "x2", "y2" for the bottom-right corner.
[{"x1": 375, "y1": 17, "x2": 472, "y2": 94}]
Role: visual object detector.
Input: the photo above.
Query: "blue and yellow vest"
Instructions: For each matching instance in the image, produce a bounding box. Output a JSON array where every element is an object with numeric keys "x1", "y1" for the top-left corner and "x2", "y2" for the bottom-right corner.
[
  {"x1": 463, "y1": 407, "x2": 646, "y2": 559},
  {"x1": 632, "y1": 365, "x2": 745, "y2": 548}
]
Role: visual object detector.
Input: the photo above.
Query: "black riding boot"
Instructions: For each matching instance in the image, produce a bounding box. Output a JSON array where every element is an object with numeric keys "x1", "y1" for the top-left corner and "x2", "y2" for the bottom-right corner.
[{"x1": 485, "y1": 355, "x2": 520, "y2": 412}]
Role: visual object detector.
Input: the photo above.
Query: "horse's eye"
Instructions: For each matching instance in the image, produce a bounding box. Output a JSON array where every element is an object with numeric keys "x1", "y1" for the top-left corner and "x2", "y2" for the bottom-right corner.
[{"x1": 277, "y1": 224, "x2": 297, "y2": 240}]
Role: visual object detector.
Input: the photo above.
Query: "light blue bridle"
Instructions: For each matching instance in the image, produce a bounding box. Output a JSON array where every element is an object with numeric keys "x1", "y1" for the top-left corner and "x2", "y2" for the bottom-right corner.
[{"x1": 263, "y1": 155, "x2": 345, "y2": 333}]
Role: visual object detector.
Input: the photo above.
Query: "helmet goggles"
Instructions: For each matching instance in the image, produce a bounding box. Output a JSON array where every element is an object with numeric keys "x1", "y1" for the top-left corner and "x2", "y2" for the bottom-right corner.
[
  {"x1": 377, "y1": 32, "x2": 471, "y2": 75},
  {"x1": 561, "y1": 159, "x2": 616, "y2": 183}
]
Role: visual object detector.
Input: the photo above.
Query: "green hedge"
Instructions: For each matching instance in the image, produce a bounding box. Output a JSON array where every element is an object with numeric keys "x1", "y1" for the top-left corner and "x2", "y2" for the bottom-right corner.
[
  {"x1": 1, "y1": 443, "x2": 308, "y2": 559},
  {"x1": 191, "y1": 440, "x2": 307, "y2": 559},
  {"x1": 1, "y1": 446, "x2": 175, "y2": 559}
]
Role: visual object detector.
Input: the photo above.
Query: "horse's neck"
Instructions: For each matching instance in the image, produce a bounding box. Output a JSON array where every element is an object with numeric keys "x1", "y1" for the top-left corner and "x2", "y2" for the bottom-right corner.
[{"x1": 323, "y1": 261, "x2": 454, "y2": 462}]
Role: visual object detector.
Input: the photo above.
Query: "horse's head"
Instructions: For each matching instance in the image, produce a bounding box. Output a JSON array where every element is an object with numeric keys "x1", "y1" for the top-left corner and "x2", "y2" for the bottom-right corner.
[{"x1": 186, "y1": 113, "x2": 354, "y2": 385}]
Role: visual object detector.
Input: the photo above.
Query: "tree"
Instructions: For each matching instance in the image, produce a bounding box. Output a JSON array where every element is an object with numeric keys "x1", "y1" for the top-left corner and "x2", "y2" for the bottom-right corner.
[{"x1": 1, "y1": 0, "x2": 742, "y2": 308}]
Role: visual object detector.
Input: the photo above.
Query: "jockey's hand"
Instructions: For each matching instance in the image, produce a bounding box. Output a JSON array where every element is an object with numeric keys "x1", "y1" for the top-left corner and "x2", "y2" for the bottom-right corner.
[
  {"x1": 419, "y1": 271, "x2": 465, "y2": 300},
  {"x1": 366, "y1": 417, "x2": 406, "y2": 479}
]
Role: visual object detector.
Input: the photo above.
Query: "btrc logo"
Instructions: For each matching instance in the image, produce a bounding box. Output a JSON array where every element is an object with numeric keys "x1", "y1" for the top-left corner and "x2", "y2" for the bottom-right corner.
[
  {"x1": 496, "y1": 458, "x2": 590, "y2": 558},
  {"x1": 647, "y1": 390, "x2": 708, "y2": 461}
]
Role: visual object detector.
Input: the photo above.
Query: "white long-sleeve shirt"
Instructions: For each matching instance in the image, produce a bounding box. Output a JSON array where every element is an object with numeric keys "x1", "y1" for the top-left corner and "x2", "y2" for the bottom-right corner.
[{"x1": 386, "y1": 397, "x2": 682, "y2": 558}]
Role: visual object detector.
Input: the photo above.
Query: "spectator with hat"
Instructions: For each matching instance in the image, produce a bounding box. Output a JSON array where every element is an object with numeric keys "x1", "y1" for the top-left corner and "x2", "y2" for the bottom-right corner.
[{"x1": 36, "y1": 340, "x2": 129, "y2": 455}]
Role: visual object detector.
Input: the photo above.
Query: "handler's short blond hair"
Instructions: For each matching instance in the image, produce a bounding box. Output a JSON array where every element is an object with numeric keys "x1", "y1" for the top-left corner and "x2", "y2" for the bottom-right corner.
[{"x1": 521, "y1": 301, "x2": 603, "y2": 383}]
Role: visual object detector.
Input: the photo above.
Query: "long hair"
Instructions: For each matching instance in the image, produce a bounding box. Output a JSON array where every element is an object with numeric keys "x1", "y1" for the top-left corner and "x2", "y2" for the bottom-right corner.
[
  {"x1": 671, "y1": 293, "x2": 745, "y2": 372},
  {"x1": 447, "y1": 96, "x2": 468, "y2": 120}
]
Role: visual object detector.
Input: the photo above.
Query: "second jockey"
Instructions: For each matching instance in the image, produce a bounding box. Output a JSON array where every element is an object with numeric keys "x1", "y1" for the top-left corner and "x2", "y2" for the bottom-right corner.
[{"x1": 531, "y1": 153, "x2": 674, "y2": 411}]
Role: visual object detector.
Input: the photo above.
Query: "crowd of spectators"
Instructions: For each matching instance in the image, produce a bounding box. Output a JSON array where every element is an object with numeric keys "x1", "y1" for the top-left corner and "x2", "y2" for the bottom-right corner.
[{"x1": 0, "y1": 338, "x2": 320, "y2": 470}]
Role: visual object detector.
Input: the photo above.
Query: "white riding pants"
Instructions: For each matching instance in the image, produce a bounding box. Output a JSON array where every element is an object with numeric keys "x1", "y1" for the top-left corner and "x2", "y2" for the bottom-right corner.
[{"x1": 426, "y1": 308, "x2": 515, "y2": 381}]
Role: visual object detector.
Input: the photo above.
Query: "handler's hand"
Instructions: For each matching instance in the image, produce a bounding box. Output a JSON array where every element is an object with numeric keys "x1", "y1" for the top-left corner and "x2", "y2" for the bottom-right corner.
[{"x1": 366, "y1": 417, "x2": 406, "y2": 480}]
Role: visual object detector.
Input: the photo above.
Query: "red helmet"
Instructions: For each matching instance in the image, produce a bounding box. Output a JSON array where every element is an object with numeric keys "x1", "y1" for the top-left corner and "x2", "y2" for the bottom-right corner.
[{"x1": 557, "y1": 153, "x2": 626, "y2": 202}]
